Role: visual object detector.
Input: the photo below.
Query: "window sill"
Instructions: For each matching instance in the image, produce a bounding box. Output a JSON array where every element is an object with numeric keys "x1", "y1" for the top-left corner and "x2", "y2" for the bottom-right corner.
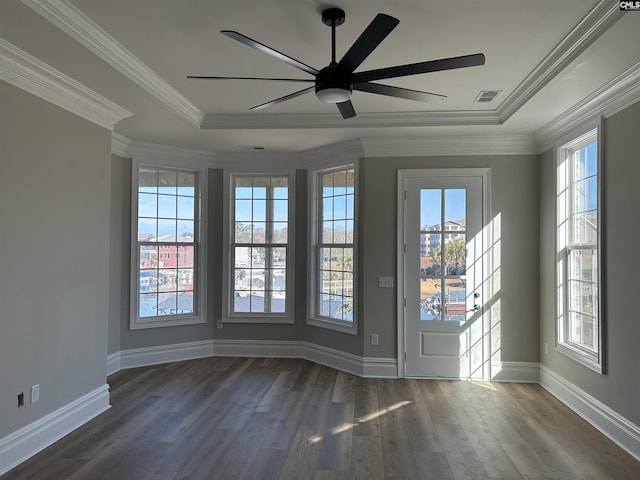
[
  {"x1": 307, "y1": 316, "x2": 357, "y2": 335},
  {"x1": 130, "y1": 315, "x2": 206, "y2": 330},
  {"x1": 224, "y1": 315, "x2": 294, "y2": 325},
  {"x1": 556, "y1": 342, "x2": 603, "y2": 374}
]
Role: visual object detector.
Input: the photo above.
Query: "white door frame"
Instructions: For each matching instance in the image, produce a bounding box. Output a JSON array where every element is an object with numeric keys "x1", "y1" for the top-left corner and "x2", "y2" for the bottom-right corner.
[{"x1": 397, "y1": 168, "x2": 491, "y2": 379}]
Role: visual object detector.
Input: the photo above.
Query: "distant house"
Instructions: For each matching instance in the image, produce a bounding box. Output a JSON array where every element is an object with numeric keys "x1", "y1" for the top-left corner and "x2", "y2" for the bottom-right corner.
[{"x1": 420, "y1": 219, "x2": 466, "y2": 257}]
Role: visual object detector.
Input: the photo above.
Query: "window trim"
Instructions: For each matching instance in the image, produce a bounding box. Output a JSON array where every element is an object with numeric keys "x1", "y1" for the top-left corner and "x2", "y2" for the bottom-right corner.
[
  {"x1": 307, "y1": 163, "x2": 358, "y2": 335},
  {"x1": 129, "y1": 157, "x2": 207, "y2": 330},
  {"x1": 555, "y1": 124, "x2": 604, "y2": 373},
  {"x1": 222, "y1": 171, "x2": 295, "y2": 324}
]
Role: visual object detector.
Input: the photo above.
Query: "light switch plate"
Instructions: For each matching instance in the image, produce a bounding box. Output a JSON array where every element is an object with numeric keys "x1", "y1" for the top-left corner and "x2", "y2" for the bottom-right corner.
[
  {"x1": 31, "y1": 384, "x2": 40, "y2": 404},
  {"x1": 378, "y1": 276, "x2": 394, "y2": 288}
]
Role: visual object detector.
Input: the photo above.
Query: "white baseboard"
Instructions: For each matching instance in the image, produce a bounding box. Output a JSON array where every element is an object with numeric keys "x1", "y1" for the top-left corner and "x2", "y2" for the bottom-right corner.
[
  {"x1": 362, "y1": 357, "x2": 399, "y2": 378},
  {"x1": 212, "y1": 339, "x2": 304, "y2": 358},
  {"x1": 0, "y1": 384, "x2": 110, "y2": 477},
  {"x1": 107, "y1": 339, "x2": 400, "y2": 379},
  {"x1": 491, "y1": 361, "x2": 540, "y2": 383},
  {"x1": 539, "y1": 365, "x2": 640, "y2": 462},
  {"x1": 106, "y1": 351, "x2": 121, "y2": 376},
  {"x1": 302, "y1": 341, "x2": 367, "y2": 377},
  {"x1": 109, "y1": 340, "x2": 215, "y2": 374}
]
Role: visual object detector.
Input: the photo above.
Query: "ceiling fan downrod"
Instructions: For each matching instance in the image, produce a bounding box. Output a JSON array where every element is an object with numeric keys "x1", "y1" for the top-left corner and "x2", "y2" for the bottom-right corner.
[
  {"x1": 317, "y1": 8, "x2": 351, "y2": 104},
  {"x1": 322, "y1": 8, "x2": 345, "y2": 64}
]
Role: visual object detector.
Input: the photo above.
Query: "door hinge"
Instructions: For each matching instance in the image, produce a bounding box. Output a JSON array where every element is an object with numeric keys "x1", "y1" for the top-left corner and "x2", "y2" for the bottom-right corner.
[
  {"x1": 404, "y1": 352, "x2": 407, "y2": 362},
  {"x1": 403, "y1": 298, "x2": 407, "y2": 307}
]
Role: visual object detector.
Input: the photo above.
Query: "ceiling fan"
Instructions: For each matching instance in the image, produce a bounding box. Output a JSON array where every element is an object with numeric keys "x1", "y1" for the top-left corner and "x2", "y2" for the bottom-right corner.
[{"x1": 188, "y1": 8, "x2": 485, "y2": 119}]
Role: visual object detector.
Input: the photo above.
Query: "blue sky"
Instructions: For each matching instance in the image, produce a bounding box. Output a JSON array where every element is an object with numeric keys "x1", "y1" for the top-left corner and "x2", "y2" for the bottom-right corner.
[{"x1": 420, "y1": 189, "x2": 466, "y2": 227}]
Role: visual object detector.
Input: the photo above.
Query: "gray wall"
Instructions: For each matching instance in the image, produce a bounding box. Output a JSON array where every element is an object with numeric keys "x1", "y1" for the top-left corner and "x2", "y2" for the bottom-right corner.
[
  {"x1": 0, "y1": 80, "x2": 110, "y2": 436},
  {"x1": 540, "y1": 101, "x2": 640, "y2": 426},
  {"x1": 360, "y1": 155, "x2": 541, "y2": 362},
  {"x1": 108, "y1": 153, "x2": 541, "y2": 365}
]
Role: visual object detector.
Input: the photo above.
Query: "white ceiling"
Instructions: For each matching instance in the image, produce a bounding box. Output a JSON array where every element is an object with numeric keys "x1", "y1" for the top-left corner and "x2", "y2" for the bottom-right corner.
[{"x1": 1, "y1": 0, "x2": 639, "y2": 153}]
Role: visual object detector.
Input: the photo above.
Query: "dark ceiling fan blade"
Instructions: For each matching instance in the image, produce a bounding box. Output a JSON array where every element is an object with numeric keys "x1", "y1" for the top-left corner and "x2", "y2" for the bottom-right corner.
[
  {"x1": 337, "y1": 14, "x2": 399, "y2": 74},
  {"x1": 221, "y1": 31, "x2": 319, "y2": 76},
  {"x1": 249, "y1": 86, "x2": 315, "y2": 111},
  {"x1": 187, "y1": 75, "x2": 314, "y2": 82},
  {"x1": 337, "y1": 100, "x2": 356, "y2": 119},
  {"x1": 353, "y1": 53, "x2": 485, "y2": 83},
  {"x1": 354, "y1": 82, "x2": 446, "y2": 103}
]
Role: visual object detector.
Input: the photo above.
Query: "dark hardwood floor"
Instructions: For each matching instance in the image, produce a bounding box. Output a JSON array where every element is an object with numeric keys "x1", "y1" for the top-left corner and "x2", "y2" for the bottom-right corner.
[{"x1": 4, "y1": 357, "x2": 640, "y2": 479}]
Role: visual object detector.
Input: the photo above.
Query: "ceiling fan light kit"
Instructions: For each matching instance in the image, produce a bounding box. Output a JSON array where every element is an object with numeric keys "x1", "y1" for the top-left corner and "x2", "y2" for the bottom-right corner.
[
  {"x1": 316, "y1": 87, "x2": 352, "y2": 104},
  {"x1": 188, "y1": 7, "x2": 485, "y2": 119}
]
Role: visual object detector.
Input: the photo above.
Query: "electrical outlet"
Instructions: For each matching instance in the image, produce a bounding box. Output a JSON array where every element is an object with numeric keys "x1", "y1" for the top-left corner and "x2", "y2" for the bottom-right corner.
[
  {"x1": 31, "y1": 384, "x2": 40, "y2": 404},
  {"x1": 18, "y1": 392, "x2": 24, "y2": 407},
  {"x1": 371, "y1": 333, "x2": 379, "y2": 346}
]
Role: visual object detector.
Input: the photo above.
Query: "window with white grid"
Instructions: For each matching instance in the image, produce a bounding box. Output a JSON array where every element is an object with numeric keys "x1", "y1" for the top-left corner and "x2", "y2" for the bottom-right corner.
[{"x1": 556, "y1": 128, "x2": 603, "y2": 372}]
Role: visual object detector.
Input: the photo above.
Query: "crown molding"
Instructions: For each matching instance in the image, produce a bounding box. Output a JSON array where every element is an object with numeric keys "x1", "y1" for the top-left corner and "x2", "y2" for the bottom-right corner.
[
  {"x1": 300, "y1": 138, "x2": 365, "y2": 167},
  {"x1": 497, "y1": 0, "x2": 623, "y2": 124},
  {"x1": 535, "y1": 61, "x2": 640, "y2": 152},
  {"x1": 125, "y1": 139, "x2": 216, "y2": 166},
  {"x1": 214, "y1": 151, "x2": 300, "y2": 169},
  {"x1": 111, "y1": 132, "x2": 132, "y2": 157},
  {"x1": 201, "y1": 110, "x2": 500, "y2": 130},
  {"x1": 22, "y1": 0, "x2": 204, "y2": 127},
  {"x1": 0, "y1": 37, "x2": 131, "y2": 129},
  {"x1": 361, "y1": 134, "x2": 537, "y2": 157}
]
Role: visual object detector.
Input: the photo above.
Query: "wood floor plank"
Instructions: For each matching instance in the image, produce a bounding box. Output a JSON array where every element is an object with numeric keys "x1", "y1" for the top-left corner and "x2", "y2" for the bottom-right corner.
[
  {"x1": 352, "y1": 380, "x2": 382, "y2": 438},
  {"x1": 434, "y1": 423, "x2": 489, "y2": 480},
  {"x1": 3, "y1": 357, "x2": 640, "y2": 480},
  {"x1": 501, "y1": 442, "x2": 555, "y2": 479},
  {"x1": 457, "y1": 414, "x2": 522, "y2": 479},
  {"x1": 377, "y1": 379, "x2": 419, "y2": 478},
  {"x1": 331, "y1": 370, "x2": 357, "y2": 403},
  {"x1": 412, "y1": 451, "x2": 455, "y2": 480},
  {"x1": 278, "y1": 429, "x2": 323, "y2": 480},
  {"x1": 351, "y1": 436, "x2": 385, "y2": 480},
  {"x1": 237, "y1": 448, "x2": 289, "y2": 480},
  {"x1": 317, "y1": 401, "x2": 355, "y2": 471}
]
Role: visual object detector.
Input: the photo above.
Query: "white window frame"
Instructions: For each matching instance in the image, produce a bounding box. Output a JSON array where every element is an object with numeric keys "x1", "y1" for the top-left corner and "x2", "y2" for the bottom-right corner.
[
  {"x1": 555, "y1": 125, "x2": 604, "y2": 372},
  {"x1": 130, "y1": 157, "x2": 207, "y2": 330},
  {"x1": 308, "y1": 163, "x2": 358, "y2": 334},
  {"x1": 223, "y1": 170, "x2": 295, "y2": 324}
]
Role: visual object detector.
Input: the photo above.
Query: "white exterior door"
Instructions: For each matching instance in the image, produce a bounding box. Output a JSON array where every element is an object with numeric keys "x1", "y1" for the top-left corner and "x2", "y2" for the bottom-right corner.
[{"x1": 400, "y1": 170, "x2": 487, "y2": 378}]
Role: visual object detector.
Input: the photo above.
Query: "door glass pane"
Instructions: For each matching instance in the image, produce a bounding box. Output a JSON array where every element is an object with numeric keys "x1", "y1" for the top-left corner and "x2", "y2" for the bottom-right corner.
[
  {"x1": 420, "y1": 233, "x2": 441, "y2": 275},
  {"x1": 443, "y1": 278, "x2": 466, "y2": 321},
  {"x1": 420, "y1": 189, "x2": 441, "y2": 230},
  {"x1": 420, "y1": 278, "x2": 442, "y2": 320},
  {"x1": 444, "y1": 234, "x2": 466, "y2": 276},
  {"x1": 444, "y1": 189, "x2": 466, "y2": 225},
  {"x1": 420, "y1": 187, "x2": 468, "y2": 322}
]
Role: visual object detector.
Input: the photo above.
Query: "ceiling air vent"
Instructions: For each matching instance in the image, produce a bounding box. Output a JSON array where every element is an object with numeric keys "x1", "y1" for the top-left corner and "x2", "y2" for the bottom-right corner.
[
  {"x1": 238, "y1": 145, "x2": 266, "y2": 151},
  {"x1": 474, "y1": 90, "x2": 502, "y2": 103}
]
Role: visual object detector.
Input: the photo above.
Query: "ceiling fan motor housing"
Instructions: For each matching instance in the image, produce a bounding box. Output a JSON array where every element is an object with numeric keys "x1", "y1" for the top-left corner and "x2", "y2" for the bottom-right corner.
[{"x1": 315, "y1": 63, "x2": 352, "y2": 103}]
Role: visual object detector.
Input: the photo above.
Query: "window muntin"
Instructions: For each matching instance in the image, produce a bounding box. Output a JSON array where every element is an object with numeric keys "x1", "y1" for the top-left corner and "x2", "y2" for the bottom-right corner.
[
  {"x1": 231, "y1": 175, "x2": 289, "y2": 315},
  {"x1": 134, "y1": 166, "x2": 201, "y2": 326},
  {"x1": 556, "y1": 129, "x2": 602, "y2": 371},
  {"x1": 314, "y1": 167, "x2": 356, "y2": 327}
]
